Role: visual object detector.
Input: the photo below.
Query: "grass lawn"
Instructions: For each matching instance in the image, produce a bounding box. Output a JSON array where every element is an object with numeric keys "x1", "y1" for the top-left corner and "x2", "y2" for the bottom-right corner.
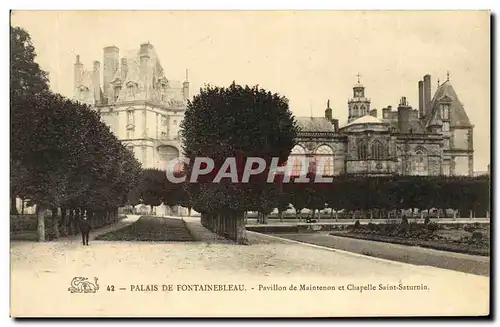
[
  {"x1": 95, "y1": 216, "x2": 194, "y2": 242},
  {"x1": 329, "y1": 225, "x2": 490, "y2": 257}
]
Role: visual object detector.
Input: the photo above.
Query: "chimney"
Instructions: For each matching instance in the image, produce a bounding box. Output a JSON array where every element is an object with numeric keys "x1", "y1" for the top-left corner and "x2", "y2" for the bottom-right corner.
[
  {"x1": 332, "y1": 119, "x2": 339, "y2": 132},
  {"x1": 92, "y1": 61, "x2": 101, "y2": 104},
  {"x1": 418, "y1": 80, "x2": 424, "y2": 117},
  {"x1": 103, "y1": 46, "x2": 119, "y2": 100},
  {"x1": 325, "y1": 99, "x2": 333, "y2": 122},
  {"x1": 121, "y1": 58, "x2": 128, "y2": 81},
  {"x1": 423, "y1": 74, "x2": 432, "y2": 117},
  {"x1": 369, "y1": 109, "x2": 377, "y2": 118},
  {"x1": 74, "y1": 54, "x2": 83, "y2": 93},
  {"x1": 397, "y1": 96, "x2": 411, "y2": 134},
  {"x1": 382, "y1": 107, "x2": 391, "y2": 119}
]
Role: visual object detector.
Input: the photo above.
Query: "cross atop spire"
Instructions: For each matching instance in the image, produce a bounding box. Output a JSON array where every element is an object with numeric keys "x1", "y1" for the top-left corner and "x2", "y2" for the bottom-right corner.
[
  {"x1": 356, "y1": 72, "x2": 362, "y2": 84},
  {"x1": 446, "y1": 70, "x2": 450, "y2": 82}
]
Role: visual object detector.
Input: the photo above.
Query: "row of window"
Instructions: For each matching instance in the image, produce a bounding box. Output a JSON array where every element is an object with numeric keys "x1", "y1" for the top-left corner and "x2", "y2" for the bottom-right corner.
[
  {"x1": 349, "y1": 104, "x2": 368, "y2": 117},
  {"x1": 357, "y1": 141, "x2": 388, "y2": 160}
]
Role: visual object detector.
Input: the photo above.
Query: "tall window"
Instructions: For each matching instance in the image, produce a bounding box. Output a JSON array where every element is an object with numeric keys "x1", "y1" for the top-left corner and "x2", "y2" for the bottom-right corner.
[
  {"x1": 315, "y1": 145, "x2": 334, "y2": 176},
  {"x1": 353, "y1": 105, "x2": 359, "y2": 117},
  {"x1": 371, "y1": 141, "x2": 385, "y2": 160},
  {"x1": 114, "y1": 86, "x2": 121, "y2": 101},
  {"x1": 360, "y1": 105, "x2": 366, "y2": 116},
  {"x1": 358, "y1": 141, "x2": 368, "y2": 160},
  {"x1": 288, "y1": 145, "x2": 306, "y2": 176},
  {"x1": 413, "y1": 149, "x2": 428, "y2": 176},
  {"x1": 127, "y1": 83, "x2": 135, "y2": 97},
  {"x1": 441, "y1": 104, "x2": 450, "y2": 120},
  {"x1": 127, "y1": 110, "x2": 134, "y2": 125}
]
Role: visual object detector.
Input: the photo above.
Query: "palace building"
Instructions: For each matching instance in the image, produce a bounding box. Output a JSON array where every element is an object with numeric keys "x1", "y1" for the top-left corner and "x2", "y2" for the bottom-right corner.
[
  {"x1": 73, "y1": 45, "x2": 474, "y2": 178},
  {"x1": 73, "y1": 42, "x2": 188, "y2": 171},
  {"x1": 291, "y1": 73, "x2": 474, "y2": 177}
]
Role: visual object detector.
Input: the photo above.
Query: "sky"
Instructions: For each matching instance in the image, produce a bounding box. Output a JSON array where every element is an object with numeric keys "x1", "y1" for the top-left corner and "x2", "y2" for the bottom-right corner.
[{"x1": 11, "y1": 10, "x2": 490, "y2": 171}]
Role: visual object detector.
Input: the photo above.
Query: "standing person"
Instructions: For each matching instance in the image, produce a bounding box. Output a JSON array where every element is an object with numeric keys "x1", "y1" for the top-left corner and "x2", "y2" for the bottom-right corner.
[{"x1": 79, "y1": 211, "x2": 91, "y2": 246}]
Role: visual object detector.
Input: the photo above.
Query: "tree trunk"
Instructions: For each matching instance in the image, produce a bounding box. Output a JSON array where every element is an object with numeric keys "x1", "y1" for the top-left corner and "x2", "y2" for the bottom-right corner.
[
  {"x1": 37, "y1": 204, "x2": 46, "y2": 242},
  {"x1": 188, "y1": 207, "x2": 192, "y2": 217},
  {"x1": 311, "y1": 209, "x2": 316, "y2": 220},
  {"x1": 330, "y1": 208, "x2": 334, "y2": 219},
  {"x1": 243, "y1": 211, "x2": 248, "y2": 225},
  {"x1": 470, "y1": 210, "x2": 473, "y2": 219},
  {"x1": 278, "y1": 210, "x2": 284, "y2": 222},
  {"x1": 235, "y1": 211, "x2": 249, "y2": 245},
  {"x1": 10, "y1": 197, "x2": 18, "y2": 215},
  {"x1": 369, "y1": 210, "x2": 373, "y2": 220},
  {"x1": 263, "y1": 212, "x2": 269, "y2": 225},
  {"x1": 60, "y1": 207, "x2": 67, "y2": 236},
  {"x1": 317, "y1": 210, "x2": 321, "y2": 222},
  {"x1": 296, "y1": 209, "x2": 302, "y2": 222},
  {"x1": 51, "y1": 206, "x2": 60, "y2": 239},
  {"x1": 21, "y1": 199, "x2": 25, "y2": 215},
  {"x1": 453, "y1": 210, "x2": 457, "y2": 220},
  {"x1": 420, "y1": 210, "x2": 424, "y2": 220}
]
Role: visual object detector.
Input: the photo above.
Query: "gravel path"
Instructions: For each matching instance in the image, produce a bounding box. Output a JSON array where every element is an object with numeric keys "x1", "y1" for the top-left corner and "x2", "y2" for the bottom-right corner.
[{"x1": 10, "y1": 216, "x2": 489, "y2": 317}]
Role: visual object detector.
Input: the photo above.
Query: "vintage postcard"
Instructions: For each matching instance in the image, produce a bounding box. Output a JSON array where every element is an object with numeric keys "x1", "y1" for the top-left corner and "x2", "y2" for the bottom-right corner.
[{"x1": 10, "y1": 10, "x2": 491, "y2": 317}]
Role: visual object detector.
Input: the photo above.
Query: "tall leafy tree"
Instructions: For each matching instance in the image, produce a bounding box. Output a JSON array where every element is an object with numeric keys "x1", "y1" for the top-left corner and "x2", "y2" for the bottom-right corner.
[
  {"x1": 181, "y1": 82, "x2": 299, "y2": 243},
  {"x1": 10, "y1": 25, "x2": 50, "y2": 214}
]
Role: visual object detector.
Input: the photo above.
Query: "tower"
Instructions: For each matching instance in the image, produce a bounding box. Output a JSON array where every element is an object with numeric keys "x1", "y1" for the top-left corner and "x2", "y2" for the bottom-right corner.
[
  {"x1": 74, "y1": 54, "x2": 83, "y2": 92},
  {"x1": 347, "y1": 73, "x2": 371, "y2": 123}
]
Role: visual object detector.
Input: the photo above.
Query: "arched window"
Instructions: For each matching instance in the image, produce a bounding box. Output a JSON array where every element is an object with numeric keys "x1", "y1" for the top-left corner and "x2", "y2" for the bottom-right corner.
[
  {"x1": 371, "y1": 141, "x2": 385, "y2": 160},
  {"x1": 360, "y1": 105, "x2": 366, "y2": 116},
  {"x1": 358, "y1": 141, "x2": 368, "y2": 160},
  {"x1": 315, "y1": 145, "x2": 334, "y2": 176},
  {"x1": 353, "y1": 105, "x2": 359, "y2": 117},
  {"x1": 288, "y1": 145, "x2": 306, "y2": 176},
  {"x1": 413, "y1": 149, "x2": 428, "y2": 176}
]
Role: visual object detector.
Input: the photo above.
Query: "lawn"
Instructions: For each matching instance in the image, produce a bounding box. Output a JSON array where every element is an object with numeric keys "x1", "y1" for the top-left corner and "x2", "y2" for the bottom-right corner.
[
  {"x1": 329, "y1": 222, "x2": 490, "y2": 256},
  {"x1": 95, "y1": 216, "x2": 194, "y2": 242}
]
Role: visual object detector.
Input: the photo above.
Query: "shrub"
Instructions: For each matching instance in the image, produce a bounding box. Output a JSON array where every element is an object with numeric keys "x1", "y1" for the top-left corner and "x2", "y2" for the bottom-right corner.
[
  {"x1": 471, "y1": 231, "x2": 483, "y2": 242},
  {"x1": 352, "y1": 220, "x2": 361, "y2": 230},
  {"x1": 464, "y1": 224, "x2": 475, "y2": 233},
  {"x1": 401, "y1": 216, "x2": 409, "y2": 225},
  {"x1": 424, "y1": 217, "x2": 431, "y2": 225},
  {"x1": 426, "y1": 222, "x2": 439, "y2": 233},
  {"x1": 367, "y1": 223, "x2": 376, "y2": 231}
]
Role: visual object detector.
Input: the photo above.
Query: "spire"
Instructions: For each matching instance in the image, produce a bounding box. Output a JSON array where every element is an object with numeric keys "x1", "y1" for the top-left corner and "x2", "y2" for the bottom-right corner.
[
  {"x1": 327, "y1": 99, "x2": 330, "y2": 109},
  {"x1": 437, "y1": 78, "x2": 440, "y2": 87},
  {"x1": 356, "y1": 72, "x2": 361, "y2": 84},
  {"x1": 446, "y1": 70, "x2": 450, "y2": 82}
]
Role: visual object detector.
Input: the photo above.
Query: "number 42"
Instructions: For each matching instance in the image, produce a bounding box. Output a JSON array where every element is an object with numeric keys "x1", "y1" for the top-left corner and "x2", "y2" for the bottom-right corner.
[{"x1": 107, "y1": 285, "x2": 115, "y2": 292}]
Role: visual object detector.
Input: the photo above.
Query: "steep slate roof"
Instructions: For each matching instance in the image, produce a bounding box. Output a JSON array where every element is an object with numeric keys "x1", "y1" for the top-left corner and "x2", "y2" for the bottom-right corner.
[
  {"x1": 424, "y1": 80, "x2": 472, "y2": 128},
  {"x1": 111, "y1": 44, "x2": 184, "y2": 103},
  {"x1": 296, "y1": 117, "x2": 336, "y2": 132}
]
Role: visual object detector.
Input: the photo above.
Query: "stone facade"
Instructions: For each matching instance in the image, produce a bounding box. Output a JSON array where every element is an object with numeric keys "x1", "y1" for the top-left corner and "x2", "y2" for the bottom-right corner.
[
  {"x1": 73, "y1": 42, "x2": 188, "y2": 170},
  {"x1": 291, "y1": 74, "x2": 474, "y2": 177}
]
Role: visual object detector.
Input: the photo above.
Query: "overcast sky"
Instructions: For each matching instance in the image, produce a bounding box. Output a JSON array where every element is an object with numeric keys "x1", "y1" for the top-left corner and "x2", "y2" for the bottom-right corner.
[{"x1": 11, "y1": 10, "x2": 490, "y2": 171}]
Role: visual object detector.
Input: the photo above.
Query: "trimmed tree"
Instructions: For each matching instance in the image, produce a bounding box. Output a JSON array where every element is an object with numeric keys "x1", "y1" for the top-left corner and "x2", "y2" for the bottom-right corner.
[{"x1": 181, "y1": 82, "x2": 299, "y2": 243}]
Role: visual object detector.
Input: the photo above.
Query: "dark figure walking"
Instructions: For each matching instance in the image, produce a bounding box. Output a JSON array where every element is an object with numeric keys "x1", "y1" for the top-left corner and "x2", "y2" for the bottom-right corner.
[{"x1": 79, "y1": 213, "x2": 91, "y2": 246}]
